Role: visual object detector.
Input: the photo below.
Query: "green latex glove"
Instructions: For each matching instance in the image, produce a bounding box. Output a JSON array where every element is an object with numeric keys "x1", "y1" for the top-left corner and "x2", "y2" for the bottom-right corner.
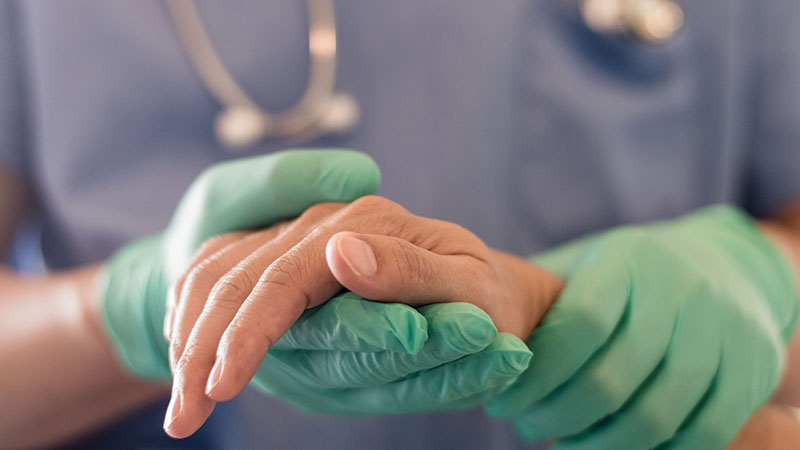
[
  {"x1": 102, "y1": 149, "x2": 381, "y2": 379},
  {"x1": 102, "y1": 148, "x2": 529, "y2": 415},
  {"x1": 261, "y1": 294, "x2": 533, "y2": 414},
  {"x1": 486, "y1": 205, "x2": 799, "y2": 450}
]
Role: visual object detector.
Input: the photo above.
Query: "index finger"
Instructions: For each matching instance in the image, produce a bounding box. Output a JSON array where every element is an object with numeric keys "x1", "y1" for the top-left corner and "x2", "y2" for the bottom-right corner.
[{"x1": 204, "y1": 230, "x2": 344, "y2": 402}]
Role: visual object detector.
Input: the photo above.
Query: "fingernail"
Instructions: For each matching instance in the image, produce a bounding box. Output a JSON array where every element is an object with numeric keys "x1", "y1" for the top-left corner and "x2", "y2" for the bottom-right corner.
[
  {"x1": 206, "y1": 358, "x2": 224, "y2": 396},
  {"x1": 337, "y1": 235, "x2": 378, "y2": 277},
  {"x1": 164, "y1": 393, "x2": 182, "y2": 432}
]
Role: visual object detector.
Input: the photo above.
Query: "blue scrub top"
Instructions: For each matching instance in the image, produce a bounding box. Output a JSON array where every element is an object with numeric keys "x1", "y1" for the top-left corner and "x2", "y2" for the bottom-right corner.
[{"x1": 2, "y1": 0, "x2": 800, "y2": 448}]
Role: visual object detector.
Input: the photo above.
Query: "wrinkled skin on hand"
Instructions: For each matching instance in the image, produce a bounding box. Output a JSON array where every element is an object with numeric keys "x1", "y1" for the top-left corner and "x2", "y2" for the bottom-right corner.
[{"x1": 164, "y1": 195, "x2": 563, "y2": 438}]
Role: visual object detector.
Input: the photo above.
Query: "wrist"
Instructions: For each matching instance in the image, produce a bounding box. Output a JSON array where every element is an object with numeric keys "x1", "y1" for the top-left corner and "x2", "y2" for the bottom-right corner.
[
  {"x1": 491, "y1": 249, "x2": 564, "y2": 340},
  {"x1": 760, "y1": 220, "x2": 800, "y2": 407},
  {"x1": 78, "y1": 264, "x2": 115, "y2": 357},
  {"x1": 760, "y1": 221, "x2": 800, "y2": 287}
]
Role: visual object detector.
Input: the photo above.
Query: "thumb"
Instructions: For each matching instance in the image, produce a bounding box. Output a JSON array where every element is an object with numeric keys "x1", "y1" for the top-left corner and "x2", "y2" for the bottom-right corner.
[
  {"x1": 325, "y1": 231, "x2": 482, "y2": 308},
  {"x1": 165, "y1": 149, "x2": 381, "y2": 278}
]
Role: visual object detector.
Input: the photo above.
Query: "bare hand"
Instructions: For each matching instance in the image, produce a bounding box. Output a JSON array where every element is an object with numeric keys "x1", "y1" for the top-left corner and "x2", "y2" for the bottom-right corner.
[{"x1": 162, "y1": 195, "x2": 563, "y2": 438}]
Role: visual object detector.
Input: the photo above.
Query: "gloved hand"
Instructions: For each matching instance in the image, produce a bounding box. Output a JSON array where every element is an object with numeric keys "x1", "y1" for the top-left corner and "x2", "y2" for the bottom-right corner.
[
  {"x1": 101, "y1": 148, "x2": 529, "y2": 427},
  {"x1": 486, "y1": 205, "x2": 799, "y2": 450},
  {"x1": 101, "y1": 149, "x2": 381, "y2": 378},
  {"x1": 159, "y1": 194, "x2": 550, "y2": 437},
  {"x1": 261, "y1": 293, "x2": 532, "y2": 415}
]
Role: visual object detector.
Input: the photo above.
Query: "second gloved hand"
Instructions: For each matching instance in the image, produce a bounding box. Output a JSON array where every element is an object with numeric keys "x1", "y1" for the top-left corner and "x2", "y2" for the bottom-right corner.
[
  {"x1": 486, "y1": 205, "x2": 799, "y2": 450},
  {"x1": 102, "y1": 149, "x2": 381, "y2": 379},
  {"x1": 100, "y1": 148, "x2": 534, "y2": 440},
  {"x1": 259, "y1": 293, "x2": 532, "y2": 415}
]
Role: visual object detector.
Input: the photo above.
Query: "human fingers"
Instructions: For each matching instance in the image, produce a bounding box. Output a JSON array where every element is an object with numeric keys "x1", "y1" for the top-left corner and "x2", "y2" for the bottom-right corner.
[
  {"x1": 327, "y1": 228, "x2": 565, "y2": 340},
  {"x1": 206, "y1": 226, "x2": 490, "y2": 403},
  {"x1": 165, "y1": 205, "x2": 345, "y2": 438},
  {"x1": 163, "y1": 149, "x2": 380, "y2": 281},
  {"x1": 102, "y1": 150, "x2": 380, "y2": 383},
  {"x1": 164, "y1": 232, "x2": 246, "y2": 342},
  {"x1": 198, "y1": 199, "x2": 446, "y2": 403},
  {"x1": 326, "y1": 231, "x2": 490, "y2": 308},
  {"x1": 268, "y1": 302, "x2": 497, "y2": 389},
  {"x1": 163, "y1": 230, "x2": 281, "y2": 438},
  {"x1": 168, "y1": 228, "x2": 279, "y2": 368}
]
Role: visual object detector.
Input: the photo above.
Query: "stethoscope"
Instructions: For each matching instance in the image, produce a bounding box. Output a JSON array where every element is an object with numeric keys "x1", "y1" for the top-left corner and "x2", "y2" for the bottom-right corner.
[
  {"x1": 168, "y1": 0, "x2": 359, "y2": 149},
  {"x1": 167, "y1": 0, "x2": 684, "y2": 151},
  {"x1": 580, "y1": 0, "x2": 684, "y2": 44}
]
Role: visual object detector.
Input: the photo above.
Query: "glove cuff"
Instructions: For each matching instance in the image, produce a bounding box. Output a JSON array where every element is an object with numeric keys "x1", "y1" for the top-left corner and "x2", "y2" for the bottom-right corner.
[
  {"x1": 678, "y1": 204, "x2": 800, "y2": 343},
  {"x1": 101, "y1": 235, "x2": 172, "y2": 380}
]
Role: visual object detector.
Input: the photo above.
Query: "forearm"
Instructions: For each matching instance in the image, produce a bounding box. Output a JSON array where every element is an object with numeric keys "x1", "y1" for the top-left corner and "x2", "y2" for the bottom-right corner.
[
  {"x1": 725, "y1": 203, "x2": 800, "y2": 448},
  {"x1": 0, "y1": 265, "x2": 167, "y2": 449},
  {"x1": 759, "y1": 202, "x2": 800, "y2": 407},
  {"x1": 727, "y1": 403, "x2": 800, "y2": 449}
]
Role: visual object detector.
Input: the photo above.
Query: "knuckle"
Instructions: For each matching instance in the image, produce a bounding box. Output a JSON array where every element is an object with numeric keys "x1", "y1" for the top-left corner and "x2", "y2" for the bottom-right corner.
[
  {"x1": 175, "y1": 342, "x2": 215, "y2": 373},
  {"x1": 298, "y1": 202, "x2": 344, "y2": 224},
  {"x1": 264, "y1": 255, "x2": 303, "y2": 288},
  {"x1": 183, "y1": 257, "x2": 226, "y2": 295},
  {"x1": 261, "y1": 255, "x2": 312, "y2": 307},
  {"x1": 169, "y1": 335, "x2": 186, "y2": 357},
  {"x1": 270, "y1": 219, "x2": 295, "y2": 238},
  {"x1": 388, "y1": 239, "x2": 428, "y2": 286},
  {"x1": 209, "y1": 267, "x2": 258, "y2": 306},
  {"x1": 424, "y1": 221, "x2": 489, "y2": 257},
  {"x1": 340, "y1": 196, "x2": 409, "y2": 235},
  {"x1": 226, "y1": 312, "x2": 275, "y2": 351},
  {"x1": 195, "y1": 234, "x2": 231, "y2": 257},
  {"x1": 347, "y1": 195, "x2": 404, "y2": 217}
]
